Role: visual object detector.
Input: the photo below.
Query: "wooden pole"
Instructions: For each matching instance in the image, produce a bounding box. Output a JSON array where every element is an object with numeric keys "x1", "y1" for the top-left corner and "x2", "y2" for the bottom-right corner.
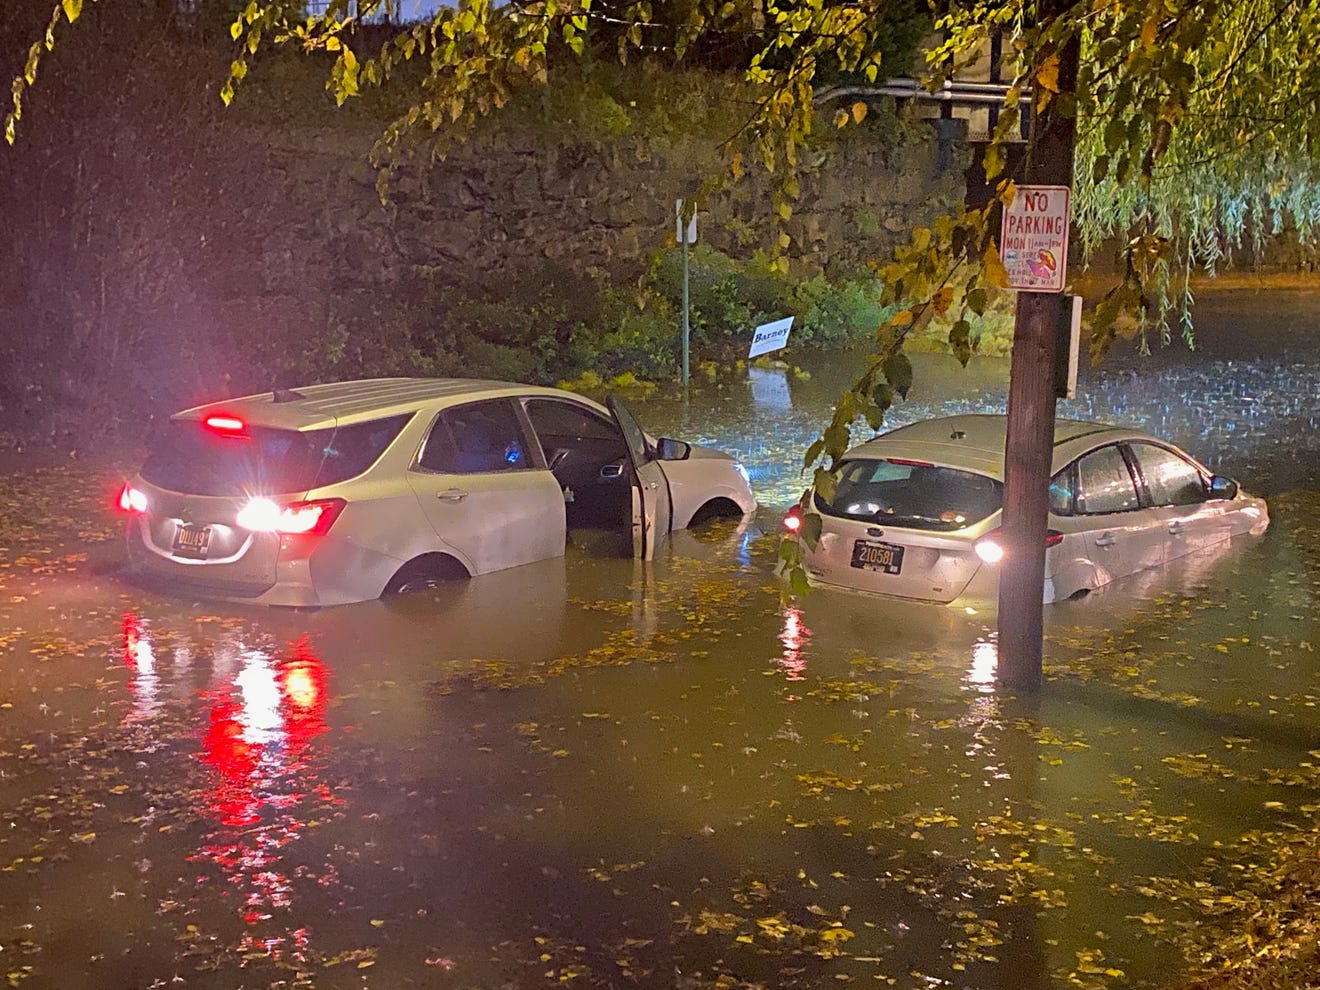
[{"x1": 996, "y1": 26, "x2": 1079, "y2": 692}]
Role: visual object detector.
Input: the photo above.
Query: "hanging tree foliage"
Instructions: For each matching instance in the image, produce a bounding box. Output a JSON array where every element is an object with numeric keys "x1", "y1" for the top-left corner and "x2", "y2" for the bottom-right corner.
[{"x1": 7, "y1": 0, "x2": 1320, "y2": 578}]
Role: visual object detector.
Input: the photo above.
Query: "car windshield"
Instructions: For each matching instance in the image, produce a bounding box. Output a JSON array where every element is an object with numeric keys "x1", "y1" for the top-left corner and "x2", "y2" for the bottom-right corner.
[
  {"x1": 815, "y1": 457, "x2": 1003, "y2": 531},
  {"x1": 140, "y1": 415, "x2": 411, "y2": 496}
]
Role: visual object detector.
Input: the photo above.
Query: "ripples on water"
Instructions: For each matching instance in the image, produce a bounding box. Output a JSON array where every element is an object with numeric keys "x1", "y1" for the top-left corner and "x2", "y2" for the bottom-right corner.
[{"x1": 636, "y1": 301, "x2": 1320, "y2": 507}]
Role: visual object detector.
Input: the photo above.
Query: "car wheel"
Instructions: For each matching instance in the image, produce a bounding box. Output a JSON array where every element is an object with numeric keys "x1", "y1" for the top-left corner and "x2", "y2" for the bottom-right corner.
[
  {"x1": 383, "y1": 555, "x2": 468, "y2": 596},
  {"x1": 688, "y1": 498, "x2": 744, "y2": 527}
]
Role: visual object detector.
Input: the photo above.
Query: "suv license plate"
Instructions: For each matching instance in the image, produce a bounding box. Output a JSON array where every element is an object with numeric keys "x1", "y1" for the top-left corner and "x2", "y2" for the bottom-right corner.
[
  {"x1": 850, "y1": 539, "x2": 903, "y2": 574},
  {"x1": 172, "y1": 524, "x2": 212, "y2": 559}
]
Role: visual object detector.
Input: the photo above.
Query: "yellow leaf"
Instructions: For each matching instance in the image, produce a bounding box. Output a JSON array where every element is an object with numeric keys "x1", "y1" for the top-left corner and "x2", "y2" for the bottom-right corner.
[
  {"x1": 325, "y1": 35, "x2": 341, "y2": 51},
  {"x1": 62, "y1": 0, "x2": 82, "y2": 23},
  {"x1": 931, "y1": 286, "x2": 954, "y2": 317},
  {"x1": 983, "y1": 242, "x2": 1010, "y2": 289},
  {"x1": 851, "y1": 101, "x2": 868, "y2": 124},
  {"x1": 370, "y1": 919, "x2": 385, "y2": 927},
  {"x1": 1036, "y1": 54, "x2": 1060, "y2": 93},
  {"x1": 1140, "y1": 17, "x2": 1158, "y2": 47}
]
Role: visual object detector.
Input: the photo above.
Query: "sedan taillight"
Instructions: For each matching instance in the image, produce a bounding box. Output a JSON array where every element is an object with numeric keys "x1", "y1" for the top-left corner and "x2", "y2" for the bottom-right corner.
[
  {"x1": 783, "y1": 504, "x2": 804, "y2": 533},
  {"x1": 974, "y1": 527, "x2": 1064, "y2": 564}
]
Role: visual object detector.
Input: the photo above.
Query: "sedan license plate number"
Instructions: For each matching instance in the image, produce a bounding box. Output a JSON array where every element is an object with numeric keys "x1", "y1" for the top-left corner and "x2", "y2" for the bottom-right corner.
[
  {"x1": 172, "y1": 523, "x2": 212, "y2": 559},
  {"x1": 850, "y1": 539, "x2": 903, "y2": 575}
]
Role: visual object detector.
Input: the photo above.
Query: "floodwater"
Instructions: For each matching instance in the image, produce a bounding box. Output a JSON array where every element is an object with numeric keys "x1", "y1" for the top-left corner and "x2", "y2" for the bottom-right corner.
[{"x1": 1, "y1": 290, "x2": 1319, "y2": 990}]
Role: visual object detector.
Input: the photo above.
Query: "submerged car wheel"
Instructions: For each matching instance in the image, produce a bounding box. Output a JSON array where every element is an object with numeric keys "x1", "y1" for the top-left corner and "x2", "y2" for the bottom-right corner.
[
  {"x1": 383, "y1": 554, "x2": 469, "y2": 596},
  {"x1": 688, "y1": 497, "x2": 744, "y2": 527}
]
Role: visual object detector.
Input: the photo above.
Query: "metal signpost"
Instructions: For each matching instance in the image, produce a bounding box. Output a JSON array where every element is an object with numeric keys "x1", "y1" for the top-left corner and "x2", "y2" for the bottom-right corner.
[{"x1": 676, "y1": 200, "x2": 698, "y2": 385}]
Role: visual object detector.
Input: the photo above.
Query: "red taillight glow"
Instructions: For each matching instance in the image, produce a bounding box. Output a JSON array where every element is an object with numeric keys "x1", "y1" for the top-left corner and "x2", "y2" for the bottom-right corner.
[
  {"x1": 204, "y1": 414, "x2": 248, "y2": 437},
  {"x1": 783, "y1": 505, "x2": 803, "y2": 533},
  {"x1": 974, "y1": 528, "x2": 1064, "y2": 564},
  {"x1": 118, "y1": 483, "x2": 149, "y2": 514},
  {"x1": 236, "y1": 497, "x2": 346, "y2": 536}
]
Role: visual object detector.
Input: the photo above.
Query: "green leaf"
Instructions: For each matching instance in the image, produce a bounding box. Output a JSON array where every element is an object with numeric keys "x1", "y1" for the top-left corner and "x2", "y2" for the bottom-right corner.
[
  {"x1": 803, "y1": 438, "x2": 824, "y2": 469},
  {"x1": 1104, "y1": 118, "x2": 1125, "y2": 154},
  {"x1": 789, "y1": 566, "x2": 811, "y2": 598},
  {"x1": 966, "y1": 288, "x2": 987, "y2": 316},
  {"x1": 882, "y1": 353, "x2": 913, "y2": 399},
  {"x1": 800, "y1": 512, "x2": 822, "y2": 548}
]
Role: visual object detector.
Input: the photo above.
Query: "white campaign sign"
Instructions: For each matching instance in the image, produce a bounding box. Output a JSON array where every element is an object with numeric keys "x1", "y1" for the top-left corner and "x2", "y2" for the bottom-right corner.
[
  {"x1": 999, "y1": 184, "x2": 1070, "y2": 293},
  {"x1": 748, "y1": 316, "x2": 794, "y2": 358}
]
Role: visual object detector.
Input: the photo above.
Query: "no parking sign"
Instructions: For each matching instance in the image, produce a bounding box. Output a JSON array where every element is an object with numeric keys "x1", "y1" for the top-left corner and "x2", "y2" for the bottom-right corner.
[{"x1": 999, "y1": 185, "x2": 1070, "y2": 293}]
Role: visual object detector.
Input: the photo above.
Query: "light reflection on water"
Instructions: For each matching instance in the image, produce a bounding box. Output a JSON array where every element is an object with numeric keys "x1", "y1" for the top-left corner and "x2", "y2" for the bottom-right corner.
[
  {"x1": 1, "y1": 292, "x2": 1318, "y2": 989},
  {"x1": 633, "y1": 292, "x2": 1320, "y2": 508}
]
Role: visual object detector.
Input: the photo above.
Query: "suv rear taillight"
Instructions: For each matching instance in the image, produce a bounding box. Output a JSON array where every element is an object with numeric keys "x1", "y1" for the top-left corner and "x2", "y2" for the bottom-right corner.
[
  {"x1": 236, "y1": 497, "x2": 347, "y2": 536},
  {"x1": 974, "y1": 527, "x2": 1064, "y2": 564},
  {"x1": 118, "y1": 483, "x2": 149, "y2": 515}
]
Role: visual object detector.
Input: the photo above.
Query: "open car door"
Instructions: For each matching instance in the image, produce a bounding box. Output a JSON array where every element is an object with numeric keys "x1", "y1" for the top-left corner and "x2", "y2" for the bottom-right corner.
[{"x1": 607, "y1": 395, "x2": 672, "y2": 559}]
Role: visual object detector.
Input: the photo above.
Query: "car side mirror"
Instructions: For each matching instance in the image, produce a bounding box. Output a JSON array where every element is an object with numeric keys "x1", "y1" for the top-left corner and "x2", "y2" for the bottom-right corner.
[
  {"x1": 1208, "y1": 475, "x2": 1238, "y2": 500},
  {"x1": 656, "y1": 438, "x2": 691, "y2": 461}
]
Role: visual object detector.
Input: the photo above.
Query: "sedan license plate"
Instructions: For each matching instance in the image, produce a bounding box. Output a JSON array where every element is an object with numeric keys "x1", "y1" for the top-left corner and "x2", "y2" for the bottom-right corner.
[
  {"x1": 172, "y1": 523, "x2": 212, "y2": 559},
  {"x1": 850, "y1": 539, "x2": 904, "y2": 575}
]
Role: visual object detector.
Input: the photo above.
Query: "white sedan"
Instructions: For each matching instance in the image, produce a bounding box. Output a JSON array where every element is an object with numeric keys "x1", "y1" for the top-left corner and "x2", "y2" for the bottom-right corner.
[
  {"x1": 119, "y1": 378, "x2": 756, "y2": 606},
  {"x1": 786, "y1": 413, "x2": 1268, "y2": 604}
]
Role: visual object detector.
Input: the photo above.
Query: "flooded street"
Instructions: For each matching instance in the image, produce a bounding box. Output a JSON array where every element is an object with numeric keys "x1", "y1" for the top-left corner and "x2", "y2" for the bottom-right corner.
[{"x1": 2, "y1": 289, "x2": 1319, "y2": 989}]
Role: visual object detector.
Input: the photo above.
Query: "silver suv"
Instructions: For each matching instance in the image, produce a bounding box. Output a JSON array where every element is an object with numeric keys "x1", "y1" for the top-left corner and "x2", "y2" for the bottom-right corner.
[{"x1": 121, "y1": 378, "x2": 756, "y2": 606}]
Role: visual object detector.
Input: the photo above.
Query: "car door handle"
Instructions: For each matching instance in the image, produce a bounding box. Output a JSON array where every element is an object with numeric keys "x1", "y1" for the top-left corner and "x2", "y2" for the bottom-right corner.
[
  {"x1": 600, "y1": 462, "x2": 625, "y2": 479},
  {"x1": 437, "y1": 488, "x2": 468, "y2": 502},
  {"x1": 1094, "y1": 534, "x2": 1116, "y2": 548}
]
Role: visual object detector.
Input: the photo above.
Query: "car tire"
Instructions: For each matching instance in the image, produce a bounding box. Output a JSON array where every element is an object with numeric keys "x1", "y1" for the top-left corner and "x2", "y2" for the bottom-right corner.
[{"x1": 383, "y1": 555, "x2": 469, "y2": 596}]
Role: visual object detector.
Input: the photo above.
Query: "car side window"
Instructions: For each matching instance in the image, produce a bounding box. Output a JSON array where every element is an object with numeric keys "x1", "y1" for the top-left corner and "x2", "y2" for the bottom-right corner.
[
  {"x1": 1128, "y1": 443, "x2": 1208, "y2": 506},
  {"x1": 417, "y1": 400, "x2": 530, "y2": 474},
  {"x1": 1074, "y1": 445, "x2": 1141, "y2": 514},
  {"x1": 1048, "y1": 465, "x2": 1076, "y2": 515},
  {"x1": 525, "y1": 399, "x2": 619, "y2": 444}
]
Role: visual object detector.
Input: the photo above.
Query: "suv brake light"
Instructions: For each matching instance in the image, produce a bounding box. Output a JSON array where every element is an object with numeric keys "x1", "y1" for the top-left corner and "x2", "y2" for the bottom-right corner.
[
  {"x1": 118, "y1": 483, "x2": 149, "y2": 515},
  {"x1": 237, "y1": 497, "x2": 346, "y2": 536},
  {"x1": 204, "y1": 414, "x2": 248, "y2": 437}
]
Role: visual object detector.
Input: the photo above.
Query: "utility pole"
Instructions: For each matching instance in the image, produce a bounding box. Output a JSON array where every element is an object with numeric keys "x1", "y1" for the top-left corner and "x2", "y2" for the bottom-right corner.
[{"x1": 997, "y1": 21, "x2": 1080, "y2": 692}]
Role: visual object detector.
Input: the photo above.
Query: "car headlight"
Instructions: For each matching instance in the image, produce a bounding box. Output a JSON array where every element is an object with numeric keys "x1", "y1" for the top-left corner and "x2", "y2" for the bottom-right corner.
[{"x1": 733, "y1": 462, "x2": 751, "y2": 486}]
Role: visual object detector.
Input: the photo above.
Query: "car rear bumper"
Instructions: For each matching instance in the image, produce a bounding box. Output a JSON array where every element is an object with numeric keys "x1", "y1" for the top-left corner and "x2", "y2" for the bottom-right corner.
[{"x1": 125, "y1": 523, "x2": 404, "y2": 607}]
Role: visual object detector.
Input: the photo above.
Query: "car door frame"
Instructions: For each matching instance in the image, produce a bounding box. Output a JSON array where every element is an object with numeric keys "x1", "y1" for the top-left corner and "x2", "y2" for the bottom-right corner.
[
  {"x1": 606, "y1": 394, "x2": 673, "y2": 559},
  {"x1": 1069, "y1": 441, "x2": 1160, "y2": 586},
  {"x1": 1122, "y1": 440, "x2": 1227, "y2": 560},
  {"x1": 405, "y1": 397, "x2": 566, "y2": 575}
]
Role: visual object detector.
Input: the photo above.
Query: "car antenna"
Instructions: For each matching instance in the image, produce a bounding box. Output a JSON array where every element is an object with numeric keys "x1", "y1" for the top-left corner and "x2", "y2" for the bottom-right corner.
[
  {"x1": 950, "y1": 429, "x2": 966, "y2": 440},
  {"x1": 272, "y1": 388, "x2": 306, "y2": 403}
]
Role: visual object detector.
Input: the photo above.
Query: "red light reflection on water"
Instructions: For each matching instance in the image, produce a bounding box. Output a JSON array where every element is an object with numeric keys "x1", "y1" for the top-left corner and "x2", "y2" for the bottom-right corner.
[
  {"x1": 191, "y1": 635, "x2": 335, "y2": 950},
  {"x1": 777, "y1": 607, "x2": 811, "y2": 683}
]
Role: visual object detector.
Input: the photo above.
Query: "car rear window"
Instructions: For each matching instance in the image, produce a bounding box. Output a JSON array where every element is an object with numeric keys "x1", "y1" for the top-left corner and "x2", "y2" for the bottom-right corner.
[
  {"x1": 140, "y1": 414, "x2": 412, "y2": 496},
  {"x1": 815, "y1": 458, "x2": 1003, "y2": 531}
]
